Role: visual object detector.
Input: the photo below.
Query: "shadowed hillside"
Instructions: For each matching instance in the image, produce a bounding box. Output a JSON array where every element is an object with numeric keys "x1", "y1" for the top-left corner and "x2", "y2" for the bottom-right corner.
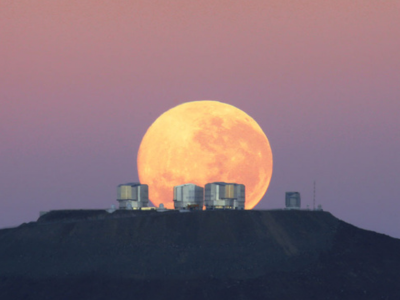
[{"x1": 0, "y1": 210, "x2": 399, "y2": 299}]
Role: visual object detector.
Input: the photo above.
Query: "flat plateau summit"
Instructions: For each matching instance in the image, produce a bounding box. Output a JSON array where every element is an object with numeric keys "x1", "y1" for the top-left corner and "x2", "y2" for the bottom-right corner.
[{"x1": 0, "y1": 210, "x2": 399, "y2": 299}]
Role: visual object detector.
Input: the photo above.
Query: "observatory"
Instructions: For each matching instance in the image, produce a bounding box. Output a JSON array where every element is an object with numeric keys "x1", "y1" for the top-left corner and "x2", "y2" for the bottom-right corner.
[
  {"x1": 173, "y1": 183, "x2": 204, "y2": 210},
  {"x1": 117, "y1": 183, "x2": 149, "y2": 210},
  {"x1": 285, "y1": 192, "x2": 301, "y2": 209},
  {"x1": 205, "y1": 182, "x2": 245, "y2": 210}
]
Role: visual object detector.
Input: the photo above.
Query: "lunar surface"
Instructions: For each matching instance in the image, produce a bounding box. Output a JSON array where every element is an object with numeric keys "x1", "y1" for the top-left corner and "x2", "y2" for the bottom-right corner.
[{"x1": 137, "y1": 101, "x2": 273, "y2": 209}]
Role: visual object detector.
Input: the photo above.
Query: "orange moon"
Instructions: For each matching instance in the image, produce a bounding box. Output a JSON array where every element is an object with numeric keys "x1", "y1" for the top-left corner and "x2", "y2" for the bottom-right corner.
[{"x1": 137, "y1": 101, "x2": 273, "y2": 209}]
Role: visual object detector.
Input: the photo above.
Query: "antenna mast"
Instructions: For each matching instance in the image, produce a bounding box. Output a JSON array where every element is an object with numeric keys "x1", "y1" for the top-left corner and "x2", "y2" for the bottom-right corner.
[{"x1": 313, "y1": 181, "x2": 316, "y2": 210}]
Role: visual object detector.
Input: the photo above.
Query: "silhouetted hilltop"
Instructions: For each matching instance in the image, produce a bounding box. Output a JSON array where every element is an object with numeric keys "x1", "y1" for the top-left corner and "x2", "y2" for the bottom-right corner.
[{"x1": 0, "y1": 210, "x2": 399, "y2": 299}]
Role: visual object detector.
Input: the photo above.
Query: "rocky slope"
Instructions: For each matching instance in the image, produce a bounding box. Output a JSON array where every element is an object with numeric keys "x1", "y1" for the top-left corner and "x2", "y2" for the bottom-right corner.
[{"x1": 0, "y1": 210, "x2": 399, "y2": 299}]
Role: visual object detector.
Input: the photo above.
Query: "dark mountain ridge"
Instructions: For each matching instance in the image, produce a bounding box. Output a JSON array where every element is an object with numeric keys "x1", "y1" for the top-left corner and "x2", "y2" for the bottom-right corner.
[{"x1": 0, "y1": 210, "x2": 399, "y2": 299}]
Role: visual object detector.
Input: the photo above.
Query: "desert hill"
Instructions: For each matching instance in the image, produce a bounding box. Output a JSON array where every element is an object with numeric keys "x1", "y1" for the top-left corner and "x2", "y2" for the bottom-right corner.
[{"x1": 0, "y1": 210, "x2": 399, "y2": 299}]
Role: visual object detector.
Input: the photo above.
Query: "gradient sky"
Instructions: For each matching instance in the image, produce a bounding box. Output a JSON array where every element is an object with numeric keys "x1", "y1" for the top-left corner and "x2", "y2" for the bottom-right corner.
[{"x1": 1, "y1": 1, "x2": 399, "y2": 237}]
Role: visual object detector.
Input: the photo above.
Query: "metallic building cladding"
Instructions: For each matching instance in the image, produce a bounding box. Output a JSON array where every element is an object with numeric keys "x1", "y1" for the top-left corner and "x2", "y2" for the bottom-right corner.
[
  {"x1": 285, "y1": 192, "x2": 301, "y2": 209},
  {"x1": 225, "y1": 184, "x2": 234, "y2": 198},
  {"x1": 118, "y1": 185, "x2": 132, "y2": 200},
  {"x1": 117, "y1": 183, "x2": 149, "y2": 210},
  {"x1": 173, "y1": 183, "x2": 204, "y2": 210},
  {"x1": 205, "y1": 182, "x2": 245, "y2": 210}
]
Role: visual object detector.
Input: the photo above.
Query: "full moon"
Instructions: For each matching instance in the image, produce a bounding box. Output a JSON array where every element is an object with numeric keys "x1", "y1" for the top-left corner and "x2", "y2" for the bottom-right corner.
[{"x1": 137, "y1": 101, "x2": 273, "y2": 209}]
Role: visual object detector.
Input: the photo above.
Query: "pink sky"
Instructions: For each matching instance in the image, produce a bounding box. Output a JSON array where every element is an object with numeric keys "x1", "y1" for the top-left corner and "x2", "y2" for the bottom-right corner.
[{"x1": 1, "y1": 1, "x2": 400, "y2": 237}]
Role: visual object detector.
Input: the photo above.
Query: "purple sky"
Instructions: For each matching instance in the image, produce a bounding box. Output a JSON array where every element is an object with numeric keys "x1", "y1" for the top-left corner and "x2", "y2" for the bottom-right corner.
[{"x1": 1, "y1": 1, "x2": 399, "y2": 238}]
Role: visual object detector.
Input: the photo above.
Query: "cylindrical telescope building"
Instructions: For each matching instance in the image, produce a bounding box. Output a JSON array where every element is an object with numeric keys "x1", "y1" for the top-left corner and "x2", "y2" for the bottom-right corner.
[
  {"x1": 173, "y1": 183, "x2": 204, "y2": 210},
  {"x1": 205, "y1": 182, "x2": 245, "y2": 210},
  {"x1": 117, "y1": 183, "x2": 149, "y2": 210},
  {"x1": 285, "y1": 192, "x2": 301, "y2": 209}
]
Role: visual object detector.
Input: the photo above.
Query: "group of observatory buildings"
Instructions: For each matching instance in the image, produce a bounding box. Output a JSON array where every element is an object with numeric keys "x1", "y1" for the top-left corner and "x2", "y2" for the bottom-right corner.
[
  {"x1": 117, "y1": 182, "x2": 245, "y2": 210},
  {"x1": 116, "y1": 182, "x2": 318, "y2": 211}
]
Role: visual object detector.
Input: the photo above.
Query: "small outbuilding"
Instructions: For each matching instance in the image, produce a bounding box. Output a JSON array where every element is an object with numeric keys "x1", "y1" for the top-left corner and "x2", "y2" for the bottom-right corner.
[{"x1": 285, "y1": 192, "x2": 301, "y2": 209}]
